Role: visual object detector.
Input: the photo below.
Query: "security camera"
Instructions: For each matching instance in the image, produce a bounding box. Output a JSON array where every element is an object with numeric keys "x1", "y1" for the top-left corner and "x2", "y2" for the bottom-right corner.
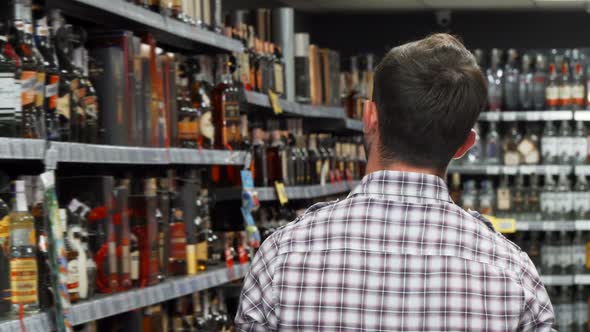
[{"x1": 435, "y1": 10, "x2": 452, "y2": 28}]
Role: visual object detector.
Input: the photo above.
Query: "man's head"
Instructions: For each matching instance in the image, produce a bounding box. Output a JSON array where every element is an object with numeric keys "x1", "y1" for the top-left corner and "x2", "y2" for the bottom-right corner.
[{"x1": 363, "y1": 33, "x2": 487, "y2": 175}]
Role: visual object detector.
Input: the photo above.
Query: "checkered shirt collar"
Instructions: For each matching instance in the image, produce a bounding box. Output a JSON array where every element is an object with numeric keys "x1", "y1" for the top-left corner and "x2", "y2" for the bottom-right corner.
[{"x1": 348, "y1": 170, "x2": 453, "y2": 203}]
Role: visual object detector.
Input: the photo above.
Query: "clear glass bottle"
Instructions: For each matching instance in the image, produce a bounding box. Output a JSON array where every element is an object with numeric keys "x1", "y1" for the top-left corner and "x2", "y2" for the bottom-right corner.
[
  {"x1": 532, "y1": 54, "x2": 547, "y2": 110},
  {"x1": 573, "y1": 122, "x2": 588, "y2": 165},
  {"x1": 35, "y1": 24, "x2": 60, "y2": 141},
  {"x1": 558, "y1": 120, "x2": 573, "y2": 165},
  {"x1": 484, "y1": 122, "x2": 501, "y2": 165},
  {"x1": 9, "y1": 180, "x2": 38, "y2": 313},
  {"x1": 541, "y1": 121, "x2": 557, "y2": 164},
  {"x1": 460, "y1": 180, "x2": 478, "y2": 212},
  {"x1": 546, "y1": 62, "x2": 559, "y2": 111},
  {"x1": 571, "y1": 61, "x2": 585, "y2": 111},
  {"x1": 479, "y1": 180, "x2": 495, "y2": 216},
  {"x1": 518, "y1": 54, "x2": 533, "y2": 110},
  {"x1": 503, "y1": 49, "x2": 519, "y2": 111},
  {"x1": 556, "y1": 172, "x2": 572, "y2": 221},
  {"x1": 573, "y1": 174, "x2": 590, "y2": 220},
  {"x1": 0, "y1": 19, "x2": 18, "y2": 137},
  {"x1": 294, "y1": 33, "x2": 310, "y2": 104},
  {"x1": 503, "y1": 124, "x2": 521, "y2": 166},
  {"x1": 486, "y1": 49, "x2": 503, "y2": 112},
  {"x1": 574, "y1": 285, "x2": 588, "y2": 331},
  {"x1": 558, "y1": 62, "x2": 572, "y2": 111},
  {"x1": 541, "y1": 173, "x2": 556, "y2": 220},
  {"x1": 528, "y1": 174, "x2": 542, "y2": 221}
]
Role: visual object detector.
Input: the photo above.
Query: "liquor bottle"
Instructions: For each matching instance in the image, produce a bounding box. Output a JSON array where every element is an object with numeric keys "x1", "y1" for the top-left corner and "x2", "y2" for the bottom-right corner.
[
  {"x1": 527, "y1": 232, "x2": 542, "y2": 270},
  {"x1": 559, "y1": 230, "x2": 573, "y2": 275},
  {"x1": 64, "y1": 210, "x2": 81, "y2": 303},
  {"x1": 9, "y1": 180, "x2": 38, "y2": 313},
  {"x1": 76, "y1": 48, "x2": 99, "y2": 144},
  {"x1": 541, "y1": 121, "x2": 557, "y2": 164},
  {"x1": 191, "y1": 62, "x2": 214, "y2": 149},
  {"x1": 176, "y1": 60, "x2": 199, "y2": 149},
  {"x1": 195, "y1": 190, "x2": 208, "y2": 272},
  {"x1": 517, "y1": 126, "x2": 540, "y2": 165},
  {"x1": 513, "y1": 174, "x2": 526, "y2": 219},
  {"x1": 503, "y1": 49, "x2": 519, "y2": 111},
  {"x1": 574, "y1": 285, "x2": 588, "y2": 331},
  {"x1": 68, "y1": 31, "x2": 87, "y2": 143},
  {"x1": 169, "y1": 193, "x2": 186, "y2": 276},
  {"x1": 266, "y1": 120, "x2": 283, "y2": 185},
  {"x1": 518, "y1": 54, "x2": 533, "y2": 110},
  {"x1": 251, "y1": 125, "x2": 268, "y2": 187},
  {"x1": 273, "y1": 44, "x2": 285, "y2": 96},
  {"x1": 558, "y1": 62, "x2": 572, "y2": 111},
  {"x1": 502, "y1": 124, "x2": 521, "y2": 166},
  {"x1": 486, "y1": 49, "x2": 503, "y2": 112},
  {"x1": 0, "y1": 193, "x2": 10, "y2": 315},
  {"x1": 294, "y1": 33, "x2": 310, "y2": 104},
  {"x1": 532, "y1": 54, "x2": 547, "y2": 110},
  {"x1": 541, "y1": 173, "x2": 556, "y2": 220},
  {"x1": 571, "y1": 62, "x2": 585, "y2": 111},
  {"x1": 143, "y1": 0, "x2": 161, "y2": 13},
  {"x1": 528, "y1": 174, "x2": 542, "y2": 221},
  {"x1": 307, "y1": 134, "x2": 320, "y2": 185},
  {"x1": 80, "y1": 220, "x2": 96, "y2": 299},
  {"x1": 53, "y1": 22, "x2": 74, "y2": 141},
  {"x1": 496, "y1": 175, "x2": 511, "y2": 218},
  {"x1": 546, "y1": 62, "x2": 559, "y2": 111},
  {"x1": 212, "y1": 55, "x2": 241, "y2": 186},
  {"x1": 556, "y1": 172, "x2": 572, "y2": 221},
  {"x1": 484, "y1": 121, "x2": 500, "y2": 165},
  {"x1": 460, "y1": 180, "x2": 478, "y2": 212},
  {"x1": 464, "y1": 122, "x2": 482, "y2": 164},
  {"x1": 157, "y1": 177, "x2": 170, "y2": 281},
  {"x1": 573, "y1": 174, "x2": 590, "y2": 220},
  {"x1": 573, "y1": 121, "x2": 588, "y2": 165},
  {"x1": 35, "y1": 24, "x2": 59, "y2": 140},
  {"x1": 449, "y1": 173, "x2": 462, "y2": 204},
  {"x1": 0, "y1": 17, "x2": 18, "y2": 137},
  {"x1": 573, "y1": 231, "x2": 587, "y2": 274},
  {"x1": 11, "y1": 2, "x2": 42, "y2": 139},
  {"x1": 541, "y1": 232, "x2": 557, "y2": 274},
  {"x1": 144, "y1": 178, "x2": 160, "y2": 285},
  {"x1": 556, "y1": 287, "x2": 574, "y2": 331},
  {"x1": 478, "y1": 180, "x2": 495, "y2": 216},
  {"x1": 30, "y1": 181, "x2": 51, "y2": 309},
  {"x1": 558, "y1": 120, "x2": 573, "y2": 165}
]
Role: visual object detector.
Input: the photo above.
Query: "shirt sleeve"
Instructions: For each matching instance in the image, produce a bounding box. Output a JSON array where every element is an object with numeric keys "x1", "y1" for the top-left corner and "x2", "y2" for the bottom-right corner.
[
  {"x1": 235, "y1": 232, "x2": 281, "y2": 331},
  {"x1": 516, "y1": 252, "x2": 556, "y2": 332}
]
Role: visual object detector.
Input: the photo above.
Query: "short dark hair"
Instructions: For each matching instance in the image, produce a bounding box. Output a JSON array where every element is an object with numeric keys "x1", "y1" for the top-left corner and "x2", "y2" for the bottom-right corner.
[{"x1": 372, "y1": 33, "x2": 487, "y2": 170}]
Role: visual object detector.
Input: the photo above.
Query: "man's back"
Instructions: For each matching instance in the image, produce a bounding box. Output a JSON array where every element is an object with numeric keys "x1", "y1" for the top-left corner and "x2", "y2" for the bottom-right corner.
[{"x1": 235, "y1": 171, "x2": 554, "y2": 331}]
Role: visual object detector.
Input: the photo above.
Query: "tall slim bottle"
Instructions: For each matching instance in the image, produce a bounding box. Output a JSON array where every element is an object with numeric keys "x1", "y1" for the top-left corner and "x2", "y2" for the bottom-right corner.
[
  {"x1": 546, "y1": 63, "x2": 559, "y2": 111},
  {"x1": 518, "y1": 54, "x2": 533, "y2": 110},
  {"x1": 532, "y1": 54, "x2": 547, "y2": 110},
  {"x1": 9, "y1": 180, "x2": 38, "y2": 313},
  {"x1": 0, "y1": 21, "x2": 18, "y2": 137},
  {"x1": 486, "y1": 49, "x2": 503, "y2": 112},
  {"x1": 0, "y1": 194, "x2": 10, "y2": 315},
  {"x1": 35, "y1": 24, "x2": 59, "y2": 140},
  {"x1": 503, "y1": 49, "x2": 519, "y2": 111}
]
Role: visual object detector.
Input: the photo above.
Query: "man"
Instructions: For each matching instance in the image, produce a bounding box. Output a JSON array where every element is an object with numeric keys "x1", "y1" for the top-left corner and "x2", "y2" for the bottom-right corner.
[{"x1": 235, "y1": 34, "x2": 554, "y2": 331}]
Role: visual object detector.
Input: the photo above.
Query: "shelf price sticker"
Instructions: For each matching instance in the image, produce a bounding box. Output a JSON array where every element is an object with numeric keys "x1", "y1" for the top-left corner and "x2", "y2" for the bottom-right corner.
[
  {"x1": 268, "y1": 90, "x2": 283, "y2": 115},
  {"x1": 484, "y1": 215, "x2": 517, "y2": 234},
  {"x1": 274, "y1": 181, "x2": 288, "y2": 206}
]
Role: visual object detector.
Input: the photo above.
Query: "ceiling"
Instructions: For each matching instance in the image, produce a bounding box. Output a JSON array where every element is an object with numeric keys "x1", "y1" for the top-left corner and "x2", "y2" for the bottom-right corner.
[{"x1": 278, "y1": 0, "x2": 590, "y2": 11}]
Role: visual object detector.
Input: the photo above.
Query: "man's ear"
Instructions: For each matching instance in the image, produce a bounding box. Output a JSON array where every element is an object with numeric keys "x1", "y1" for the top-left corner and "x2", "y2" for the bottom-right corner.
[
  {"x1": 453, "y1": 129, "x2": 477, "y2": 159},
  {"x1": 363, "y1": 100, "x2": 378, "y2": 135}
]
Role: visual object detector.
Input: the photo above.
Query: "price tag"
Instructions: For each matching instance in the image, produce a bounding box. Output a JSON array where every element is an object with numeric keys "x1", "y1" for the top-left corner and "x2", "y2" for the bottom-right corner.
[
  {"x1": 274, "y1": 181, "x2": 288, "y2": 206},
  {"x1": 525, "y1": 112, "x2": 541, "y2": 121},
  {"x1": 576, "y1": 220, "x2": 590, "y2": 230},
  {"x1": 491, "y1": 217, "x2": 517, "y2": 234},
  {"x1": 485, "y1": 165, "x2": 500, "y2": 174},
  {"x1": 542, "y1": 222, "x2": 557, "y2": 231},
  {"x1": 484, "y1": 112, "x2": 500, "y2": 122},
  {"x1": 268, "y1": 90, "x2": 283, "y2": 115},
  {"x1": 503, "y1": 166, "x2": 518, "y2": 175}
]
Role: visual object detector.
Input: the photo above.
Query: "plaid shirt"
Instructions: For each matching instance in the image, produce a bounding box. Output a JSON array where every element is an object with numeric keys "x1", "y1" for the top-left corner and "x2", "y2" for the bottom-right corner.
[{"x1": 236, "y1": 170, "x2": 555, "y2": 331}]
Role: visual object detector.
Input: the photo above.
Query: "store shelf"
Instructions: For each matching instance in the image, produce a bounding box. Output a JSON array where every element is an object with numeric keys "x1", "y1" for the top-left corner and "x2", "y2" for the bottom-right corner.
[
  {"x1": 574, "y1": 111, "x2": 590, "y2": 121},
  {"x1": 48, "y1": 0, "x2": 243, "y2": 53},
  {"x1": 574, "y1": 275, "x2": 590, "y2": 285},
  {"x1": 448, "y1": 164, "x2": 573, "y2": 175},
  {"x1": 52, "y1": 142, "x2": 169, "y2": 164},
  {"x1": 256, "y1": 181, "x2": 359, "y2": 201},
  {"x1": 516, "y1": 220, "x2": 575, "y2": 231},
  {"x1": 168, "y1": 148, "x2": 250, "y2": 166},
  {"x1": 479, "y1": 111, "x2": 573, "y2": 121},
  {"x1": 0, "y1": 138, "x2": 46, "y2": 160},
  {"x1": 541, "y1": 275, "x2": 574, "y2": 286},
  {"x1": 0, "y1": 264, "x2": 249, "y2": 331},
  {"x1": 245, "y1": 91, "x2": 346, "y2": 119}
]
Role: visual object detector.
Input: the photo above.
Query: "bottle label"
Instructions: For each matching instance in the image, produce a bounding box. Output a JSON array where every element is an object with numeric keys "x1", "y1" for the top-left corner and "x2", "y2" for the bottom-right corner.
[
  {"x1": 572, "y1": 84, "x2": 585, "y2": 104},
  {"x1": 20, "y1": 71, "x2": 37, "y2": 107},
  {"x1": 559, "y1": 85, "x2": 572, "y2": 105},
  {"x1": 66, "y1": 259, "x2": 79, "y2": 294},
  {"x1": 121, "y1": 244, "x2": 130, "y2": 275},
  {"x1": 200, "y1": 110, "x2": 214, "y2": 142},
  {"x1": 575, "y1": 301, "x2": 588, "y2": 323},
  {"x1": 186, "y1": 244, "x2": 197, "y2": 275},
  {"x1": 170, "y1": 222, "x2": 187, "y2": 260},
  {"x1": 196, "y1": 240, "x2": 208, "y2": 263},
  {"x1": 0, "y1": 74, "x2": 18, "y2": 112},
  {"x1": 541, "y1": 136, "x2": 557, "y2": 162},
  {"x1": 84, "y1": 96, "x2": 98, "y2": 122},
  {"x1": 222, "y1": 101, "x2": 240, "y2": 146},
  {"x1": 45, "y1": 75, "x2": 59, "y2": 110},
  {"x1": 503, "y1": 151, "x2": 520, "y2": 166},
  {"x1": 35, "y1": 72, "x2": 45, "y2": 108},
  {"x1": 546, "y1": 86, "x2": 559, "y2": 106},
  {"x1": 574, "y1": 244, "x2": 586, "y2": 266},
  {"x1": 497, "y1": 188, "x2": 511, "y2": 211},
  {"x1": 10, "y1": 257, "x2": 38, "y2": 304},
  {"x1": 573, "y1": 137, "x2": 588, "y2": 163},
  {"x1": 57, "y1": 93, "x2": 71, "y2": 119},
  {"x1": 131, "y1": 250, "x2": 139, "y2": 281},
  {"x1": 178, "y1": 116, "x2": 199, "y2": 140},
  {"x1": 274, "y1": 63, "x2": 284, "y2": 95}
]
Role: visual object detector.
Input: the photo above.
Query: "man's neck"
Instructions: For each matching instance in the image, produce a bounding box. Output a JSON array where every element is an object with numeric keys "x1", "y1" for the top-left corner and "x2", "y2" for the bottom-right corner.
[{"x1": 365, "y1": 160, "x2": 446, "y2": 179}]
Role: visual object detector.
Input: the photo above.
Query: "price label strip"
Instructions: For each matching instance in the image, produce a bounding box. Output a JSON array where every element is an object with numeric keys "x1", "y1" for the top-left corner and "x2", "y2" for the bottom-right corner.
[
  {"x1": 485, "y1": 215, "x2": 517, "y2": 234},
  {"x1": 268, "y1": 90, "x2": 283, "y2": 115},
  {"x1": 274, "y1": 181, "x2": 289, "y2": 206}
]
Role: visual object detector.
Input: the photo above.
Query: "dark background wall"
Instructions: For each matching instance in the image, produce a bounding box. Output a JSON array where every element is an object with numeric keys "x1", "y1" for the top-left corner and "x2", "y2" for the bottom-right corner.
[{"x1": 306, "y1": 11, "x2": 590, "y2": 59}]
